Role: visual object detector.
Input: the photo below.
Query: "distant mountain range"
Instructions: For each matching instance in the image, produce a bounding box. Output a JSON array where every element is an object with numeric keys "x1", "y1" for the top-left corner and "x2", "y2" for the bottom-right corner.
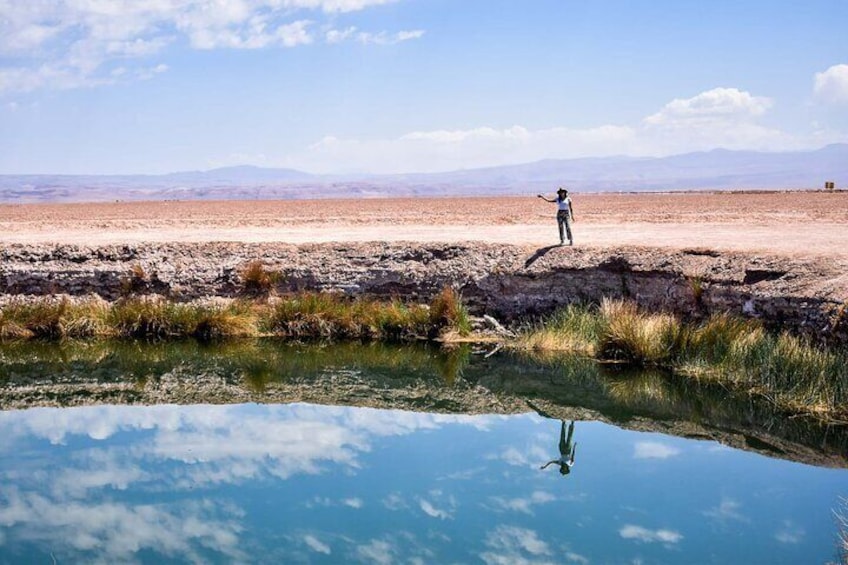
[{"x1": 1, "y1": 144, "x2": 846, "y2": 203}]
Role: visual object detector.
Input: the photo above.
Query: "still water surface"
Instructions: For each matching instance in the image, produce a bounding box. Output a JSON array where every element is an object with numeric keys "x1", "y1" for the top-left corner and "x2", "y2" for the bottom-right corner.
[
  {"x1": 0, "y1": 341, "x2": 846, "y2": 563},
  {"x1": 0, "y1": 401, "x2": 845, "y2": 563}
]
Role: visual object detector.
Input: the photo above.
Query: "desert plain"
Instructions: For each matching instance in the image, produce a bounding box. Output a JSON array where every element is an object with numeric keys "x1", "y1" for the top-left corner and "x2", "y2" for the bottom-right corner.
[{"x1": 1, "y1": 191, "x2": 847, "y2": 258}]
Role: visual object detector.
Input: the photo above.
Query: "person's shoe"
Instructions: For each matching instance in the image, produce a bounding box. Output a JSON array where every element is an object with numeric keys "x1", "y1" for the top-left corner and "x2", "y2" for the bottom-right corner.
[{"x1": 568, "y1": 240, "x2": 574, "y2": 246}]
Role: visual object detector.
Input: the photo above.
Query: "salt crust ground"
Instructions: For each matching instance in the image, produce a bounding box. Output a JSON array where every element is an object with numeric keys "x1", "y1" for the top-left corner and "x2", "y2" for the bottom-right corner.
[{"x1": 1, "y1": 192, "x2": 847, "y2": 258}]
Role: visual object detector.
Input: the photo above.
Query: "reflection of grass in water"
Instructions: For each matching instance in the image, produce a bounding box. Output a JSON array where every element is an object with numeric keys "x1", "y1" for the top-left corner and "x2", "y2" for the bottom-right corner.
[
  {"x1": 518, "y1": 300, "x2": 848, "y2": 420},
  {"x1": 0, "y1": 339, "x2": 467, "y2": 387},
  {"x1": 604, "y1": 369, "x2": 682, "y2": 406},
  {"x1": 514, "y1": 349, "x2": 603, "y2": 383},
  {"x1": 517, "y1": 350, "x2": 692, "y2": 413},
  {"x1": 836, "y1": 497, "x2": 848, "y2": 565},
  {"x1": 434, "y1": 344, "x2": 471, "y2": 385}
]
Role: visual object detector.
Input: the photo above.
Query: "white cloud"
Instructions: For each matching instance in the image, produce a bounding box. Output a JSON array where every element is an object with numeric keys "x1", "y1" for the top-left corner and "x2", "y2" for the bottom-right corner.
[
  {"x1": 357, "y1": 29, "x2": 425, "y2": 45},
  {"x1": 356, "y1": 539, "x2": 395, "y2": 565},
  {"x1": 489, "y1": 491, "x2": 556, "y2": 515},
  {"x1": 643, "y1": 87, "x2": 772, "y2": 126},
  {"x1": 303, "y1": 534, "x2": 332, "y2": 554},
  {"x1": 419, "y1": 498, "x2": 452, "y2": 520},
  {"x1": 619, "y1": 524, "x2": 683, "y2": 545},
  {"x1": 633, "y1": 441, "x2": 681, "y2": 460},
  {"x1": 489, "y1": 444, "x2": 551, "y2": 468},
  {"x1": 0, "y1": 0, "x2": 421, "y2": 93},
  {"x1": 814, "y1": 64, "x2": 848, "y2": 105},
  {"x1": 703, "y1": 497, "x2": 750, "y2": 523},
  {"x1": 382, "y1": 492, "x2": 409, "y2": 511},
  {"x1": 418, "y1": 490, "x2": 457, "y2": 520},
  {"x1": 280, "y1": 85, "x2": 845, "y2": 174},
  {"x1": 343, "y1": 497, "x2": 364, "y2": 509},
  {"x1": 0, "y1": 403, "x2": 501, "y2": 561},
  {"x1": 774, "y1": 520, "x2": 805, "y2": 544},
  {"x1": 0, "y1": 404, "x2": 493, "y2": 488},
  {"x1": 325, "y1": 26, "x2": 424, "y2": 45},
  {"x1": 480, "y1": 525, "x2": 554, "y2": 565},
  {"x1": 326, "y1": 26, "x2": 358, "y2": 43},
  {"x1": 186, "y1": 19, "x2": 314, "y2": 49},
  {"x1": 0, "y1": 490, "x2": 245, "y2": 562},
  {"x1": 566, "y1": 552, "x2": 589, "y2": 564}
]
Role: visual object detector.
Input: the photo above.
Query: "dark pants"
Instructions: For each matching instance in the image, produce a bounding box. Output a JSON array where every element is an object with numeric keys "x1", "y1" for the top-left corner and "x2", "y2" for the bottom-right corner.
[
  {"x1": 557, "y1": 210, "x2": 573, "y2": 244},
  {"x1": 559, "y1": 420, "x2": 575, "y2": 457}
]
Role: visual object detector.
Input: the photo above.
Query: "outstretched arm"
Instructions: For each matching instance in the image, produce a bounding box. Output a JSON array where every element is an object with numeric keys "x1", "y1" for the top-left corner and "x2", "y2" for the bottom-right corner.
[
  {"x1": 540, "y1": 460, "x2": 558, "y2": 469},
  {"x1": 537, "y1": 194, "x2": 556, "y2": 203}
]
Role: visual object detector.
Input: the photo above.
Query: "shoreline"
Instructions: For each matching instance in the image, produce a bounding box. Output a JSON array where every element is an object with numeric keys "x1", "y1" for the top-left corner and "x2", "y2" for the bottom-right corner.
[{"x1": 1, "y1": 241, "x2": 846, "y2": 343}]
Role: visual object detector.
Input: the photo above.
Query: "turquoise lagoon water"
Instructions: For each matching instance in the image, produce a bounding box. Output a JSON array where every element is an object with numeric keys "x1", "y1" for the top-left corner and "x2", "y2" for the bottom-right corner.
[{"x1": 0, "y1": 400, "x2": 846, "y2": 564}]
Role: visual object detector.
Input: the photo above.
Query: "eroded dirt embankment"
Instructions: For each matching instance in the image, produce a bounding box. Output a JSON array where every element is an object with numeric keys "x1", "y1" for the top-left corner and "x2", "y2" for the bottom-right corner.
[{"x1": 2, "y1": 241, "x2": 847, "y2": 344}]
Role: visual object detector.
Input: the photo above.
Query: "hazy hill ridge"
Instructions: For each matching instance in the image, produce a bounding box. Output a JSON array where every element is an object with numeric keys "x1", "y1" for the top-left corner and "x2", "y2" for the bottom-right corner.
[{"x1": 1, "y1": 144, "x2": 845, "y2": 203}]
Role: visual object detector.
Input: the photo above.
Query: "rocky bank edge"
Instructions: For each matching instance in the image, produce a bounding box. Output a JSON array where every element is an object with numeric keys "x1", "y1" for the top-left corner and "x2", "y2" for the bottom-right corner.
[{"x1": 2, "y1": 241, "x2": 848, "y2": 344}]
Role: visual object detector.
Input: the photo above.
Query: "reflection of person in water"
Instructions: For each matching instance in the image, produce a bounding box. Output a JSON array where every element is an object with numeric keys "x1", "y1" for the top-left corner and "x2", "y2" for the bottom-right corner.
[{"x1": 541, "y1": 420, "x2": 577, "y2": 475}]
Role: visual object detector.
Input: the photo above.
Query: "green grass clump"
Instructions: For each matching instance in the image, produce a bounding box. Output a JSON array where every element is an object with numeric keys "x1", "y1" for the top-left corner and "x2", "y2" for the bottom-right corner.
[
  {"x1": 108, "y1": 298, "x2": 258, "y2": 340},
  {"x1": 0, "y1": 291, "x2": 473, "y2": 344},
  {"x1": 516, "y1": 302, "x2": 604, "y2": 355},
  {"x1": 428, "y1": 287, "x2": 471, "y2": 337},
  {"x1": 108, "y1": 298, "x2": 194, "y2": 339},
  {"x1": 0, "y1": 298, "x2": 108, "y2": 339},
  {"x1": 262, "y1": 292, "x2": 437, "y2": 340},
  {"x1": 518, "y1": 299, "x2": 848, "y2": 420},
  {"x1": 188, "y1": 302, "x2": 257, "y2": 341},
  {"x1": 597, "y1": 299, "x2": 687, "y2": 365},
  {"x1": 240, "y1": 261, "x2": 281, "y2": 296}
]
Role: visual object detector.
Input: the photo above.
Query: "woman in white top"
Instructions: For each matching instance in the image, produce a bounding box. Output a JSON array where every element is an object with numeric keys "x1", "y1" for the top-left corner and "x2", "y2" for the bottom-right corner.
[{"x1": 538, "y1": 187, "x2": 575, "y2": 246}]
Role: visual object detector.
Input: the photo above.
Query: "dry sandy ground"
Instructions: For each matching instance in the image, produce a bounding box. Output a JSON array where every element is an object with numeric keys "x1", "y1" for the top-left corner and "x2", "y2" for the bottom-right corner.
[{"x1": 1, "y1": 192, "x2": 847, "y2": 258}]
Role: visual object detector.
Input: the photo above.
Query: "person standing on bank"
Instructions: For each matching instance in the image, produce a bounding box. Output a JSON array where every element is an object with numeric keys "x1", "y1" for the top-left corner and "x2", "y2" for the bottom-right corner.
[{"x1": 538, "y1": 187, "x2": 575, "y2": 246}]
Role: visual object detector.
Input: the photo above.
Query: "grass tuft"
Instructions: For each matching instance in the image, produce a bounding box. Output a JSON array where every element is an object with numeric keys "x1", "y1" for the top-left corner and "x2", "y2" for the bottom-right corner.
[
  {"x1": 241, "y1": 261, "x2": 281, "y2": 296},
  {"x1": 262, "y1": 292, "x2": 436, "y2": 340},
  {"x1": 518, "y1": 299, "x2": 848, "y2": 420},
  {"x1": 0, "y1": 298, "x2": 108, "y2": 339},
  {"x1": 516, "y1": 302, "x2": 603, "y2": 355},
  {"x1": 597, "y1": 298, "x2": 686, "y2": 365},
  {"x1": 429, "y1": 286, "x2": 471, "y2": 337}
]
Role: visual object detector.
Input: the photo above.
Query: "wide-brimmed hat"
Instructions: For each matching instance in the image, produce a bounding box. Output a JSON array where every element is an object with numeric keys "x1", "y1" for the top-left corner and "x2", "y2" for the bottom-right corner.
[{"x1": 556, "y1": 187, "x2": 568, "y2": 195}]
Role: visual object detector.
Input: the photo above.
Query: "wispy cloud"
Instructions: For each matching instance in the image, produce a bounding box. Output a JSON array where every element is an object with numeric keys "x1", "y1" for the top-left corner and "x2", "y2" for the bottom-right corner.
[
  {"x1": 418, "y1": 490, "x2": 457, "y2": 520},
  {"x1": 281, "y1": 86, "x2": 847, "y2": 174},
  {"x1": 488, "y1": 491, "x2": 556, "y2": 515},
  {"x1": 619, "y1": 524, "x2": 683, "y2": 545},
  {"x1": 0, "y1": 490, "x2": 245, "y2": 562},
  {"x1": 356, "y1": 539, "x2": 395, "y2": 565},
  {"x1": 0, "y1": 1, "x2": 422, "y2": 93},
  {"x1": 703, "y1": 497, "x2": 750, "y2": 524},
  {"x1": 565, "y1": 551, "x2": 589, "y2": 564},
  {"x1": 325, "y1": 26, "x2": 424, "y2": 45},
  {"x1": 480, "y1": 525, "x2": 554, "y2": 565},
  {"x1": 774, "y1": 520, "x2": 805, "y2": 544},
  {"x1": 489, "y1": 444, "x2": 550, "y2": 467},
  {"x1": 343, "y1": 497, "x2": 364, "y2": 509},
  {"x1": 303, "y1": 534, "x2": 332, "y2": 554},
  {"x1": 382, "y1": 492, "x2": 409, "y2": 511},
  {"x1": 633, "y1": 441, "x2": 681, "y2": 460}
]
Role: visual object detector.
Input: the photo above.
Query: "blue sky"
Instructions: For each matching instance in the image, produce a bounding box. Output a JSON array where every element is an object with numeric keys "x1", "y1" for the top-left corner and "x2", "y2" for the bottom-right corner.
[{"x1": 1, "y1": 0, "x2": 847, "y2": 174}]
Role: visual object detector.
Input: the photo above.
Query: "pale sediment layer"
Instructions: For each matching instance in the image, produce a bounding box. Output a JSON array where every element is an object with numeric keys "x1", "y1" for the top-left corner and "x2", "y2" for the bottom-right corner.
[{"x1": 2, "y1": 241, "x2": 847, "y2": 344}]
